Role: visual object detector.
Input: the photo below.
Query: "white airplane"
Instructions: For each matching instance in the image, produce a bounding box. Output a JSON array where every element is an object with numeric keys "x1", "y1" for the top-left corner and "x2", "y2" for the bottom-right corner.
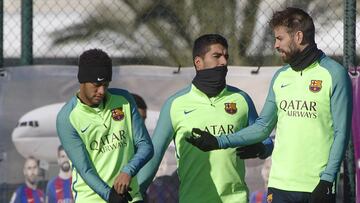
[{"x1": 11, "y1": 103, "x2": 160, "y2": 163}]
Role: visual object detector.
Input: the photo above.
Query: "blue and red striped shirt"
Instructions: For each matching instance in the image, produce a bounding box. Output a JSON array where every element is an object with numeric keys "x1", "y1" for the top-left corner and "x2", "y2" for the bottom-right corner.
[
  {"x1": 12, "y1": 184, "x2": 44, "y2": 203},
  {"x1": 250, "y1": 190, "x2": 267, "y2": 203},
  {"x1": 46, "y1": 176, "x2": 73, "y2": 203}
]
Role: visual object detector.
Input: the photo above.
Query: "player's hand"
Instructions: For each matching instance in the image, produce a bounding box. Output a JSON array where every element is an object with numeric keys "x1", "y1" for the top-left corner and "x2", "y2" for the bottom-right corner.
[
  {"x1": 236, "y1": 142, "x2": 266, "y2": 159},
  {"x1": 113, "y1": 172, "x2": 133, "y2": 202},
  {"x1": 109, "y1": 186, "x2": 132, "y2": 203},
  {"x1": 185, "y1": 128, "x2": 219, "y2": 151},
  {"x1": 310, "y1": 180, "x2": 334, "y2": 203},
  {"x1": 114, "y1": 172, "x2": 131, "y2": 194}
]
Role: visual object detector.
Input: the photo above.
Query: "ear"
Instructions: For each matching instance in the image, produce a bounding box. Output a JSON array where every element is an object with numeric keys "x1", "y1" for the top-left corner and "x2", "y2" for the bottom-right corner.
[
  {"x1": 194, "y1": 56, "x2": 203, "y2": 71},
  {"x1": 295, "y1": 31, "x2": 304, "y2": 45}
]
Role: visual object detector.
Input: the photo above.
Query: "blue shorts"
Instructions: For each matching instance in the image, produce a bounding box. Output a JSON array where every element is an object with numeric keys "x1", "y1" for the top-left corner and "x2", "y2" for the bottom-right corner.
[{"x1": 267, "y1": 187, "x2": 335, "y2": 203}]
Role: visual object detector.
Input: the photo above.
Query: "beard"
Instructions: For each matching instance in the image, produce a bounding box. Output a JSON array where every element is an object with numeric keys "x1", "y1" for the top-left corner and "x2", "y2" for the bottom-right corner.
[
  {"x1": 281, "y1": 50, "x2": 299, "y2": 63},
  {"x1": 278, "y1": 41, "x2": 300, "y2": 63},
  {"x1": 61, "y1": 161, "x2": 71, "y2": 172},
  {"x1": 26, "y1": 175, "x2": 38, "y2": 185}
]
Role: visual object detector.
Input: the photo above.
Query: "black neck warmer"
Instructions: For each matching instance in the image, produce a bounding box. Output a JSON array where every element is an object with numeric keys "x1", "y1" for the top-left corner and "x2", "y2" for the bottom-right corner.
[
  {"x1": 289, "y1": 44, "x2": 323, "y2": 71},
  {"x1": 192, "y1": 65, "x2": 227, "y2": 97}
]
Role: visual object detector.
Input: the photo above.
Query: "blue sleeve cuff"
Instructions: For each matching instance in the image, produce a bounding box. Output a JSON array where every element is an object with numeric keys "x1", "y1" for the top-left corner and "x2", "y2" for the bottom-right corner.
[
  {"x1": 105, "y1": 188, "x2": 111, "y2": 201},
  {"x1": 121, "y1": 166, "x2": 133, "y2": 177},
  {"x1": 320, "y1": 173, "x2": 335, "y2": 183}
]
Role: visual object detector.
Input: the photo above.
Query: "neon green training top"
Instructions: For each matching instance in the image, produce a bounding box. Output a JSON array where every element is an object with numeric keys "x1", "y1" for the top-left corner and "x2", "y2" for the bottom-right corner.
[
  {"x1": 56, "y1": 88, "x2": 154, "y2": 203},
  {"x1": 218, "y1": 54, "x2": 352, "y2": 192},
  {"x1": 137, "y1": 85, "x2": 273, "y2": 203}
]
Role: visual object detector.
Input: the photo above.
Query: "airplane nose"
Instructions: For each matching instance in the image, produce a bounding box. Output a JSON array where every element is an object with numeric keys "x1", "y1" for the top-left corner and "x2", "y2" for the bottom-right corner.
[{"x1": 11, "y1": 103, "x2": 64, "y2": 162}]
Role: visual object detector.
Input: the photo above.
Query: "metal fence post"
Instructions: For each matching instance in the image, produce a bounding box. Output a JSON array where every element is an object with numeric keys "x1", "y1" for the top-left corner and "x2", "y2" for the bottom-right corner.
[
  {"x1": 21, "y1": 0, "x2": 33, "y2": 65},
  {"x1": 0, "y1": 0, "x2": 3, "y2": 68},
  {"x1": 343, "y1": 0, "x2": 357, "y2": 202}
]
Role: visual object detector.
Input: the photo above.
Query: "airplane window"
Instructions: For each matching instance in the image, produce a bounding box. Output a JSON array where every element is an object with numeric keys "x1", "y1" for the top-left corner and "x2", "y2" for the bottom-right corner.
[
  {"x1": 17, "y1": 121, "x2": 38, "y2": 127},
  {"x1": 27, "y1": 121, "x2": 39, "y2": 127}
]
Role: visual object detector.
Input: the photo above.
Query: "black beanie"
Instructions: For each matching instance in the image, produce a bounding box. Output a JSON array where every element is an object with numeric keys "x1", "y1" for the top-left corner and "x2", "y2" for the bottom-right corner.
[{"x1": 78, "y1": 49, "x2": 112, "y2": 83}]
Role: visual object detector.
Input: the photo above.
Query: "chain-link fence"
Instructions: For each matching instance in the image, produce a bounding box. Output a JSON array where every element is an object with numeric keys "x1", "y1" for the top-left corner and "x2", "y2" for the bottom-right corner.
[
  {"x1": 2, "y1": 0, "x2": 359, "y2": 67},
  {"x1": 1, "y1": 0, "x2": 359, "y2": 202}
]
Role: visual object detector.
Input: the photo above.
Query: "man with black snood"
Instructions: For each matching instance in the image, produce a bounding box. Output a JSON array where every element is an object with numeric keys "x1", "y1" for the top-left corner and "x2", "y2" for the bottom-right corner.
[
  {"x1": 137, "y1": 34, "x2": 273, "y2": 203},
  {"x1": 187, "y1": 8, "x2": 352, "y2": 203}
]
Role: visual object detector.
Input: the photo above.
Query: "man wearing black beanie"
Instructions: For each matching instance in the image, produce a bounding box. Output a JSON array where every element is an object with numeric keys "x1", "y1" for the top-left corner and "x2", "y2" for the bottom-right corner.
[
  {"x1": 137, "y1": 34, "x2": 273, "y2": 203},
  {"x1": 56, "y1": 49, "x2": 154, "y2": 203}
]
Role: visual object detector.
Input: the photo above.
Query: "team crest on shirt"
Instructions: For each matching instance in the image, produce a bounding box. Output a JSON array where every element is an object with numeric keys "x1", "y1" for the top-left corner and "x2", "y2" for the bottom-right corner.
[
  {"x1": 309, "y1": 80, "x2": 322, "y2": 92},
  {"x1": 224, "y1": 103, "x2": 237, "y2": 114},
  {"x1": 111, "y1": 107, "x2": 124, "y2": 121},
  {"x1": 267, "y1": 193, "x2": 273, "y2": 203}
]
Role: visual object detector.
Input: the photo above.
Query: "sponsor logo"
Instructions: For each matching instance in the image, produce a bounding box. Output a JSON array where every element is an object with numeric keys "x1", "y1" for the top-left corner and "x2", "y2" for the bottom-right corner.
[
  {"x1": 204, "y1": 124, "x2": 235, "y2": 135},
  {"x1": 111, "y1": 107, "x2": 124, "y2": 121},
  {"x1": 224, "y1": 103, "x2": 237, "y2": 114},
  {"x1": 279, "y1": 99, "x2": 318, "y2": 119},
  {"x1": 184, "y1": 109, "x2": 196, "y2": 115},
  {"x1": 97, "y1": 77, "x2": 104, "y2": 81},
  {"x1": 309, "y1": 80, "x2": 322, "y2": 92},
  {"x1": 80, "y1": 124, "x2": 90, "y2": 133},
  {"x1": 89, "y1": 130, "x2": 128, "y2": 153}
]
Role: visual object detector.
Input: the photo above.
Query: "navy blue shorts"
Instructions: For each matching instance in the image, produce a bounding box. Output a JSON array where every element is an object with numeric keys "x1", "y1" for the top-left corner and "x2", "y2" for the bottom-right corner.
[{"x1": 267, "y1": 187, "x2": 335, "y2": 203}]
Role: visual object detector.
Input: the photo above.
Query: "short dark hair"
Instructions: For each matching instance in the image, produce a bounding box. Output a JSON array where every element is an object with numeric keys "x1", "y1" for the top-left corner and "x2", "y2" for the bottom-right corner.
[
  {"x1": 58, "y1": 145, "x2": 64, "y2": 156},
  {"x1": 269, "y1": 7, "x2": 315, "y2": 44},
  {"x1": 192, "y1": 34, "x2": 228, "y2": 60},
  {"x1": 131, "y1": 93, "x2": 147, "y2": 110}
]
